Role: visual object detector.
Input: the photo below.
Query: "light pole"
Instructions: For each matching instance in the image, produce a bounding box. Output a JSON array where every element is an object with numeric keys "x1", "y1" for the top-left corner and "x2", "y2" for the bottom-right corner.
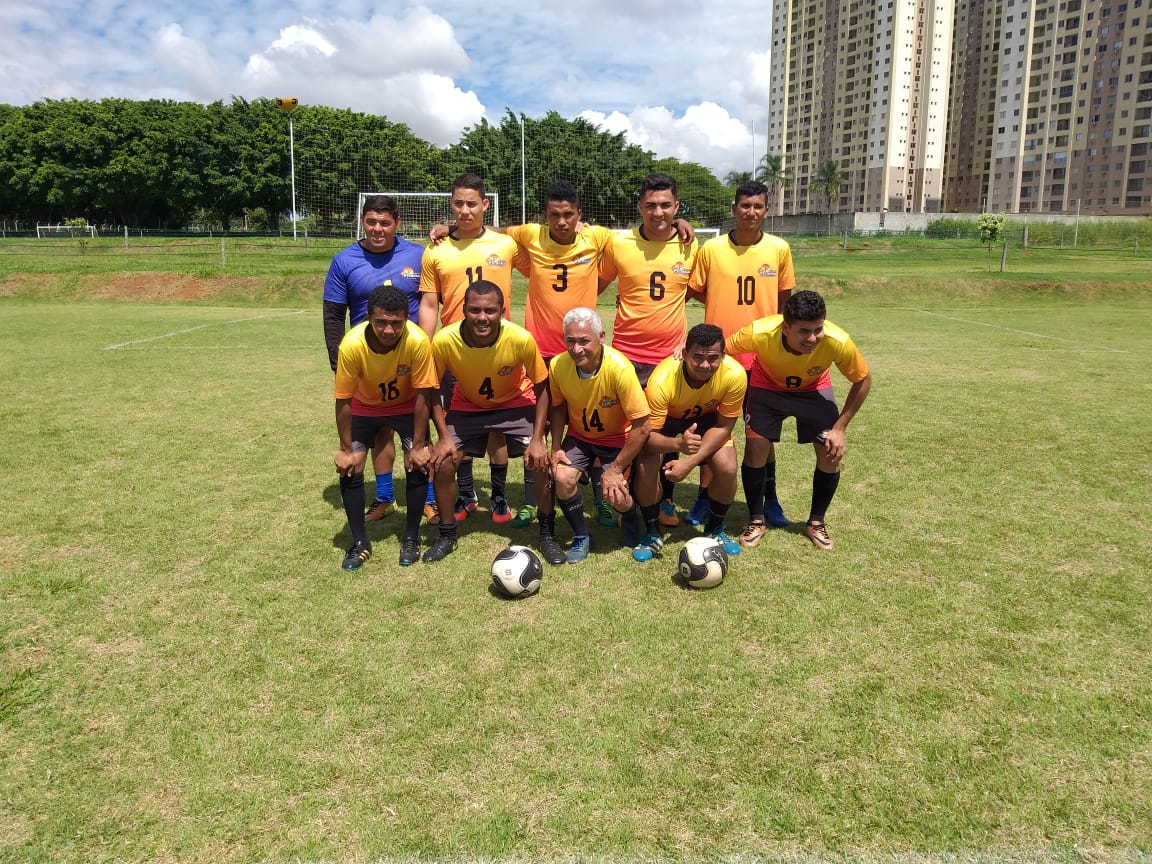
[
  {"x1": 276, "y1": 97, "x2": 299, "y2": 239},
  {"x1": 519, "y1": 114, "x2": 527, "y2": 225}
]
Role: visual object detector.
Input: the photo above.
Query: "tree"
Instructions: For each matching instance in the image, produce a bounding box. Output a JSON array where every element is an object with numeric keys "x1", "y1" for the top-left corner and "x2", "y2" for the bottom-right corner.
[
  {"x1": 651, "y1": 157, "x2": 731, "y2": 226},
  {"x1": 977, "y1": 212, "x2": 1005, "y2": 249},
  {"x1": 811, "y1": 159, "x2": 846, "y2": 213},
  {"x1": 724, "y1": 170, "x2": 752, "y2": 188}
]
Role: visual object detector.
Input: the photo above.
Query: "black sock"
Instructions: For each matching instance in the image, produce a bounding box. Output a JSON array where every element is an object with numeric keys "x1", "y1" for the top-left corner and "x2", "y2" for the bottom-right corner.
[
  {"x1": 491, "y1": 462, "x2": 508, "y2": 499},
  {"x1": 538, "y1": 511, "x2": 557, "y2": 539},
  {"x1": 559, "y1": 493, "x2": 589, "y2": 537},
  {"x1": 704, "y1": 498, "x2": 731, "y2": 534},
  {"x1": 405, "y1": 470, "x2": 428, "y2": 539},
  {"x1": 764, "y1": 459, "x2": 779, "y2": 503},
  {"x1": 660, "y1": 454, "x2": 676, "y2": 501},
  {"x1": 523, "y1": 470, "x2": 536, "y2": 507},
  {"x1": 809, "y1": 468, "x2": 840, "y2": 524},
  {"x1": 696, "y1": 485, "x2": 709, "y2": 500},
  {"x1": 640, "y1": 503, "x2": 661, "y2": 536},
  {"x1": 340, "y1": 472, "x2": 368, "y2": 545},
  {"x1": 438, "y1": 521, "x2": 458, "y2": 541},
  {"x1": 589, "y1": 464, "x2": 604, "y2": 506},
  {"x1": 457, "y1": 459, "x2": 475, "y2": 498},
  {"x1": 741, "y1": 463, "x2": 767, "y2": 520}
]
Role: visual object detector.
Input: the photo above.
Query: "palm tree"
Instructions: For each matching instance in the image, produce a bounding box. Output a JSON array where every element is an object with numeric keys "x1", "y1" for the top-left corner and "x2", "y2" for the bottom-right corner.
[
  {"x1": 724, "y1": 169, "x2": 753, "y2": 188},
  {"x1": 811, "y1": 160, "x2": 846, "y2": 235},
  {"x1": 756, "y1": 154, "x2": 792, "y2": 227}
]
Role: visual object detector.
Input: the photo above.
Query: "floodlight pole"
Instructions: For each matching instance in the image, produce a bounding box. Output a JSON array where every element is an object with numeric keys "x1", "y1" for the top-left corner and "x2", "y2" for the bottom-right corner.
[
  {"x1": 519, "y1": 114, "x2": 526, "y2": 224},
  {"x1": 277, "y1": 97, "x2": 300, "y2": 240}
]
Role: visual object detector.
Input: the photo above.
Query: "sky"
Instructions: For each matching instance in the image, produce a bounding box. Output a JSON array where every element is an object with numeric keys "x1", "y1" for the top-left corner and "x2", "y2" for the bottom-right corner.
[{"x1": 0, "y1": 1, "x2": 772, "y2": 179}]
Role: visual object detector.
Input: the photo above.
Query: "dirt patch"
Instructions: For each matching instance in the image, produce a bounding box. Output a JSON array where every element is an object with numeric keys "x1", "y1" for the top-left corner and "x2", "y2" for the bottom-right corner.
[{"x1": 0, "y1": 272, "x2": 320, "y2": 303}]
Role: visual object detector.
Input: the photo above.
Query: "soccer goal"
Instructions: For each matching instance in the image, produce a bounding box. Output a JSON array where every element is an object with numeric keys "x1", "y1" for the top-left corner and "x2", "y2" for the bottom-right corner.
[
  {"x1": 695, "y1": 227, "x2": 722, "y2": 243},
  {"x1": 356, "y1": 192, "x2": 500, "y2": 240},
  {"x1": 36, "y1": 223, "x2": 97, "y2": 238}
]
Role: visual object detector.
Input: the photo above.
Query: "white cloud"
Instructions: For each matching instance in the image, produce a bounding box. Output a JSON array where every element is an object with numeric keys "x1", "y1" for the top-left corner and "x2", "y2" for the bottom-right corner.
[{"x1": 581, "y1": 102, "x2": 763, "y2": 179}]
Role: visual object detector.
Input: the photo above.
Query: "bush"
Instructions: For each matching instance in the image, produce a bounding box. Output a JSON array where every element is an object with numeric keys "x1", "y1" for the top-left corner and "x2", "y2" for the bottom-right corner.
[{"x1": 925, "y1": 218, "x2": 978, "y2": 239}]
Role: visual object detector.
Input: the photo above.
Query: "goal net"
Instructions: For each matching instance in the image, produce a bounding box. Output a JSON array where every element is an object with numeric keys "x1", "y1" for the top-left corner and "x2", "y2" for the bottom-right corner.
[
  {"x1": 355, "y1": 192, "x2": 501, "y2": 240},
  {"x1": 37, "y1": 223, "x2": 97, "y2": 238},
  {"x1": 694, "y1": 227, "x2": 722, "y2": 243}
]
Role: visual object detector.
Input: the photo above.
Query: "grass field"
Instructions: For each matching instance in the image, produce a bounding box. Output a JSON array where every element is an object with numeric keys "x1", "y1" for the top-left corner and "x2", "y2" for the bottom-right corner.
[{"x1": 1, "y1": 246, "x2": 1151, "y2": 863}]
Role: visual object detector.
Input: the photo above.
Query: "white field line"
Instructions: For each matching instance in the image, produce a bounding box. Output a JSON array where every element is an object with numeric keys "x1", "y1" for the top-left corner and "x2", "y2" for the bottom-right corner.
[
  {"x1": 905, "y1": 307, "x2": 1129, "y2": 354},
  {"x1": 103, "y1": 309, "x2": 307, "y2": 350}
]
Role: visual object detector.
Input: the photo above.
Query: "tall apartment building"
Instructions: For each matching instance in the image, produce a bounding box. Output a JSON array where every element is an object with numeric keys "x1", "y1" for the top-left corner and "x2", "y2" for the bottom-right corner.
[
  {"x1": 769, "y1": 0, "x2": 1152, "y2": 216},
  {"x1": 768, "y1": 0, "x2": 954, "y2": 214},
  {"x1": 944, "y1": 0, "x2": 1152, "y2": 214}
]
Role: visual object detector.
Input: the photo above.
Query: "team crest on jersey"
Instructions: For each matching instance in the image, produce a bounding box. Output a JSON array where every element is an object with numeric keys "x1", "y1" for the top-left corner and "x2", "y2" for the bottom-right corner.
[
  {"x1": 396, "y1": 365, "x2": 411, "y2": 376},
  {"x1": 400, "y1": 266, "x2": 417, "y2": 279},
  {"x1": 572, "y1": 254, "x2": 593, "y2": 266},
  {"x1": 599, "y1": 397, "x2": 618, "y2": 408},
  {"x1": 486, "y1": 254, "x2": 508, "y2": 267},
  {"x1": 497, "y1": 365, "x2": 515, "y2": 376},
  {"x1": 808, "y1": 366, "x2": 825, "y2": 376},
  {"x1": 672, "y1": 262, "x2": 690, "y2": 276},
  {"x1": 704, "y1": 399, "x2": 720, "y2": 410},
  {"x1": 757, "y1": 264, "x2": 779, "y2": 277}
]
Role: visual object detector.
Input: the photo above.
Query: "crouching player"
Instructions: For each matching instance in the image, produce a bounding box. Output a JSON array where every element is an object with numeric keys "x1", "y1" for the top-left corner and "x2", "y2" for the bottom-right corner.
[
  {"x1": 333, "y1": 286, "x2": 438, "y2": 570},
  {"x1": 632, "y1": 323, "x2": 747, "y2": 561},
  {"x1": 726, "y1": 290, "x2": 872, "y2": 551},
  {"x1": 546, "y1": 308, "x2": 652, "y2": 564}
]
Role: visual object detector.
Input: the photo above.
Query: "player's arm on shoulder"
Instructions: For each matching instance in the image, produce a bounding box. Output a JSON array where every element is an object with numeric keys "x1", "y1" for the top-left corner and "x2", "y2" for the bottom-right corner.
[{"x1": 725, "y1": 323, "x2": 755, "y2": 356}]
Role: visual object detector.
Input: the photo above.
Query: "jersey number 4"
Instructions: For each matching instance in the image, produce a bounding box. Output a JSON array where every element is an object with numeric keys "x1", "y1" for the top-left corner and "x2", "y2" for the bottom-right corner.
[{"x1": 478, "y1": 377, "x2": 495, "y2": 399}]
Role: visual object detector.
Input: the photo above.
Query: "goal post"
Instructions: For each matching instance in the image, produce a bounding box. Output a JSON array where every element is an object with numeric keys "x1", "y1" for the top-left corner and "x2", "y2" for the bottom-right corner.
[
  {"x1": 36, "y1": 223, "x2": 97, "y2": 238},
  {"x1": 355, "y1": 192, "x2": 500, "y2": 240}
]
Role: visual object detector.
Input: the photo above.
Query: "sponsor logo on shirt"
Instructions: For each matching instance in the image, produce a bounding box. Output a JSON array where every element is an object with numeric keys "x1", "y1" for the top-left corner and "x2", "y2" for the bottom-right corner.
[
  {"x1": 599, "y1": 397, "x2": 619, "y2": 408},
  {"x1": 807, "y1": 366, "x2": 825, "y2": 376},
  {"x1": 758, "y1": 264, "x2": 779, "y2": 277},
  {"x1": 497, "y1": 365, "x2": 515, "y2": 376},
  {"x1": 396, "y1": 365, "x2": 411, "y2": 376},
  {"x1": 672, "y1": 262, "x2": 690, "y2": 276},
  {"x1": 704, "y1": 399, "x2": 720, "y2": 410},
  {"x1": 486, "y1": 254, "x2": 508, "y2": 267},
  {"x1": 572, "y1": 255, "x2": 593, "y2": 266},
  {"x1": 400, "y1": 266, "x2": 417, "y2": 279}
]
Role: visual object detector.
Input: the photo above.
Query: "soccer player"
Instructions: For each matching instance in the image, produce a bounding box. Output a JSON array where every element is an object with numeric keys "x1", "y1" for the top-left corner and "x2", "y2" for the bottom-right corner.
[
  {"x1": 547, "y1": 308, "x2": 651, "y2": 563},
  {"x1": 418, "y1": 173, "x2": 521, "y2": 525},
  {"x1": 323, "y1": 195, "x2": 426, "y2": 522},
  {"x1": 632, "y1": 323, "x2": 747, "y2": 562},
  {"x1": 688, "y1": 179, "x2": 796, "y2": 530},
  {"x1": 726, "y1": 290, "x2": 872, "y2": 551},
  {"x1": 425, "y1": 280, "x2": 552, "y2": 563},
  {"x1": 598, "y1": 172, "x2": 698, "y2": 529},
  {"x1": 333, "y1": 286, "x2": 438, "y2": 570}
]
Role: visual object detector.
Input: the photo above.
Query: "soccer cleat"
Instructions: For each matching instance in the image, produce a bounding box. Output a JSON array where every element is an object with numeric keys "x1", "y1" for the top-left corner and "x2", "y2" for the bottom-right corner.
[
  {"x1": 596, "y1": 500, "x2": 619, "y2": 528},
  {"x1": 398, "y1": 536, "x2": 421, "y2": 567},
  {"x1": 566, "y1": 534, "x2": 591, "y2": 564},
  {"x1": 423, "y1": 501, "x2": 439, "y2": 524},
  {"x1": 740, "y1": 520, "x2": 767, "y2": 549},
  {"x1": 764, "y1": 499, "x2": 790, "y2": 528},
  {"x1": 364, "y1": 499, "x2": 395, "y2": 522},
  {"x1": 421, "y1": 535, "x2": 459, "y2": 562},
  {"x1": 510, "y1": 504, "x2": 537, "y2": 528},
  {"x1": 631, "y1": 533, "x2": 664, "y2": 562},
  {"x1": 490, "y1": 496, "x2": 513, "y2": 524},
  {"x1": 685, "y1": 497, "x2": 710, "y2": 527},
  {"x1": 341, "y1": 540, "x2": 372, "y2": 571},
  {"x1": 805, "y1": 520, "x2": 834, "y2": 551},
  {"x1": 453, "y1": 493, "x2": 479, "y2": 523},
  {"x1": 658, "y1": 499, "x2": 680, "y2": 527},
  {"x1": 709, "y1": 528, "x2": 742, "y2": 557},
  {"x1": 538, "y1": 534, "x2": 566, "y2": 566}
]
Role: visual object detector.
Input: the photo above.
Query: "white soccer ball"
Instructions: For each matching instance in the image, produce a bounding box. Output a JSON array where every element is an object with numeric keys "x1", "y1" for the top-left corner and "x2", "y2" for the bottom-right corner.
[
  {"x1": 677, "y1": 536, "x2": 729, "y2": 589},
  {"x1": 491, "y1": 545, "x2": 544, "y2": 598}
]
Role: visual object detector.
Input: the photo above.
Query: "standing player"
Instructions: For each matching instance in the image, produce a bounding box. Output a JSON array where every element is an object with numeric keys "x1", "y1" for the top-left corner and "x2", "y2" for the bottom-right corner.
[
  {"x1": 418, "y1": 174, "x2": 521, "y2": 525},
  {"x1": 425, "y1": 280, "x2": 552, "y2": 563},
  {"x1": 726, "y1": 291, "x2": 872, "y2": 551},
  {"x1": 547, "y1": 308, "x2": 651, "y2": 562},
  {"x1": 323, "y1": 195, "x2": 425, "y2": 522},
  {"x1": 599, "y1": 172, "x2": 698, "y2": 530},
  {"x1": 333, "y1": 286, "x2": 438, "y2": 570},
  {"x1": 632, "y1": 324, "x2": 746, "y2": 562},
  {"x1": 688, "y1": 179, "x2": 796, "y2": 530}
]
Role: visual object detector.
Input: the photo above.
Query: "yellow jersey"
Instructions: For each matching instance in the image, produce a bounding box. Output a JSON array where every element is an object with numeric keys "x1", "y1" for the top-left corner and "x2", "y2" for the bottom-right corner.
[
  {"x1": 726, "y1": 316, "x2": 869, "y2": 392},
  {"x1": 418, "y1": 229, "x2": 520, "y2": 327},
  {"x1": 644, "y1": 354, "x2": 747, "y2": 431},
  {"x1": 334, "y1": 320, "x2": 438, "y2": 416},
  {"x1": 431, "y1": 320, "x2": 548, "y2": 412},
  {"x1": 548, "y1": 345, "x2": 650, "y2": 448}
]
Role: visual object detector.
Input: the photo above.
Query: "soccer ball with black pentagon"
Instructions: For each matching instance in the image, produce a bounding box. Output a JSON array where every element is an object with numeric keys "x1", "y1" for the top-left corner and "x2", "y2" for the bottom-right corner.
[
  {"x1": 491, "y1": 545, "x2": 544, "y2": 598},
  {"x1": 678, "y1": 536, "x2": 728, "y2": 589}
]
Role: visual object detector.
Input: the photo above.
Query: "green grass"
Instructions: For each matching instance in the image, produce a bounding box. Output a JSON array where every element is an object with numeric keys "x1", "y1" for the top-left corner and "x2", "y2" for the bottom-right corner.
[{"x1": 1, "y1": 252, "x2": 1151, "y2": 862}]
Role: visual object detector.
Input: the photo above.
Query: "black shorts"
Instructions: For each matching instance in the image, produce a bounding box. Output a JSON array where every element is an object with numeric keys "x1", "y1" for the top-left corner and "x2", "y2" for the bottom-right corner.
[
  {"x1": 447, "y1": 405, "x2": 536, "y2": 458},
  {"x1": 745, "y1": 387, "x2": 838, "y2": 444},
  {"x1": 350, "y1": 413, "x2": 425, "y2": 454},
  {"x1": 559, "y1": 434, "x2": 623, "y2": 479},
  {"x1": 631, "y1": 361, "x2": 658, "y2": 389},
  {"x1": 658, "y1": 412, "x2": 720, "y2": 437}
]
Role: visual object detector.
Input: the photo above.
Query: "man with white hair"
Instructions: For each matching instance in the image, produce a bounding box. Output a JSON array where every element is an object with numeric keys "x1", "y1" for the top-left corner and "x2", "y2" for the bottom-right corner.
[{"x1": 544, "y1": 307, "x2": 651, "y2": 563}]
